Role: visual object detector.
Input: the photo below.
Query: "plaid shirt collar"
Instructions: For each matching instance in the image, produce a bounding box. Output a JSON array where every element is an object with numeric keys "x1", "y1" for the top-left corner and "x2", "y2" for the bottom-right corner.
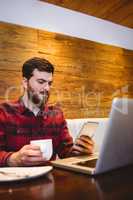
[{"x1": 14, "y1": 97, "x2": 49, "y2": 117}]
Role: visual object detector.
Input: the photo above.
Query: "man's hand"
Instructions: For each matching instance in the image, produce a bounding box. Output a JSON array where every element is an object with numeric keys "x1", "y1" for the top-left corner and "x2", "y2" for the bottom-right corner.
[
  {"x1": 7, "y1": 144, "x2": 47, "y2": 167},
  {"x1": 72, "y1": 135, "x2": 94, "y2": 156}
]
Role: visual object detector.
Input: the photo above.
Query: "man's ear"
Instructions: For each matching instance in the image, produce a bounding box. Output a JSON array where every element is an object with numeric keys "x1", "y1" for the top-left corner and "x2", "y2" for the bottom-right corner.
[{"x1": 22, "y1": 77, "x2": 28, "y2": 90}]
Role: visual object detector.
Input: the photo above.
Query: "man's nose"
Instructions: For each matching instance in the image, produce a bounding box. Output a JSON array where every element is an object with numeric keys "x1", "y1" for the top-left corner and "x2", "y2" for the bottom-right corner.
[{"x1": 43, "y1": 82, "x2": 50, "y2": 91}]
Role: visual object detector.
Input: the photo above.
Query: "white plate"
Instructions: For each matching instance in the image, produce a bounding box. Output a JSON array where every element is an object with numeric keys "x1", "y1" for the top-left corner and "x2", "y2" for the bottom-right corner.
[{"x1": 0, "y1": 166, "x2": 53, "y2": 182}]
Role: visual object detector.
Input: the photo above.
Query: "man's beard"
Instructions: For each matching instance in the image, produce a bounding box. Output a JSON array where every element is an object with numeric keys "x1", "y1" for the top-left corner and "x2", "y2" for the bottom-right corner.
[{"x1": 28, "y1": 90, "x2": 49, "y2": 107}]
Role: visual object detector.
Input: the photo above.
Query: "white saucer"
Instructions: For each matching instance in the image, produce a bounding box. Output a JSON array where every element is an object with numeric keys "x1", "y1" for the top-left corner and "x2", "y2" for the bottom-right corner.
[{"x1": 0, "y1": 166, "x2": 53, "y2": 182}]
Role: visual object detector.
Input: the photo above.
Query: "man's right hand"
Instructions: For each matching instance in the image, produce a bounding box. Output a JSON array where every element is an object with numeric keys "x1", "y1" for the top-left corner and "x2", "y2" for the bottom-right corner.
[{"x1": 7, "y1": 144, "x2": 47, "y2": 167}]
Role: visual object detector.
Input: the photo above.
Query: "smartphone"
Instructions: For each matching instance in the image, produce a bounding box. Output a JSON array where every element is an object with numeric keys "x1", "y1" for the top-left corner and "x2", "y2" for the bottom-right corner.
[{"x1": 77, "y1": 121, "x2": 99, "y2": 139}]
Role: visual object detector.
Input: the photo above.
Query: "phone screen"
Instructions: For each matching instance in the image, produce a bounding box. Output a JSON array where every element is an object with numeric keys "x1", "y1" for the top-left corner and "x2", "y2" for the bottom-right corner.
[{"x1": 78, "y1": 122, "x2": 99, "y2": 138}]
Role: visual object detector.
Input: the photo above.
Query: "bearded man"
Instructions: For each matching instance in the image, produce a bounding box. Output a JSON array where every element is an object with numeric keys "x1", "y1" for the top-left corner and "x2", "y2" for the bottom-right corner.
[{"x1": 0, "y1": 57, "x2": 94, "y2": 166}]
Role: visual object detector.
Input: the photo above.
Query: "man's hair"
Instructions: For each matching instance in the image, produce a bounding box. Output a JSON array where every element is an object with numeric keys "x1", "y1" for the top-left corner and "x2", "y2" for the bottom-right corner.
[{"x1": 22, "y1": 57, "x2": 54, "y2": 79}]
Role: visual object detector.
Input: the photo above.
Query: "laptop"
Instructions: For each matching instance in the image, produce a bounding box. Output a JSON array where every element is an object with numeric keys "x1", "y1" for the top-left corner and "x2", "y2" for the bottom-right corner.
[{"x1": 52, "y1": 98, "x2": 133, "y2": 175}]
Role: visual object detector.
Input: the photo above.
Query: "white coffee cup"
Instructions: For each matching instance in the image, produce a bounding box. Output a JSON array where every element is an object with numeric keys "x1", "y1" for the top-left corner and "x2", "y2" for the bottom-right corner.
[{"x1": 30, "y1": 139, "x2": 53, "y2": 161}]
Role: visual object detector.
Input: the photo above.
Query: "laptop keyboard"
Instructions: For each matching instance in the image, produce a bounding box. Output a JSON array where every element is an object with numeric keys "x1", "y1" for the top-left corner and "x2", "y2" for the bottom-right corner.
[{"x1": 73, "y1": 159, "x2": 97, "y2": 168}]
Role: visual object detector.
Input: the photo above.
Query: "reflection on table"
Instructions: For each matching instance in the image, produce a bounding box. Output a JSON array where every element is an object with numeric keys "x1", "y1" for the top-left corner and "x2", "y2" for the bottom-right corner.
[{"x1": 0, "y1": 165, "x2": 133, "y2": 200}]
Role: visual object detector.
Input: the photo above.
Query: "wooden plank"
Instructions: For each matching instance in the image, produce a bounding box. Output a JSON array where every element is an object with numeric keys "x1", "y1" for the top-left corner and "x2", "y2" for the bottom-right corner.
[{"x1": 0, "y1": 70, "x2": 22, "y2": 101}]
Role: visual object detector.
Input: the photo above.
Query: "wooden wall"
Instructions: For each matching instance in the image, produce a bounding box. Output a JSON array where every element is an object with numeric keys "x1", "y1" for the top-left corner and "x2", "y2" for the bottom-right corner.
[{"x1": 0, "y1": 22, "x2": 133, "y2": 118}]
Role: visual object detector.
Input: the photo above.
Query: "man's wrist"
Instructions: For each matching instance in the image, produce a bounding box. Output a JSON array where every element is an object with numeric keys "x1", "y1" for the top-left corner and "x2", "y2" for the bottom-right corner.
[{"x1": 6, "y1": 152, "x2": 19, "y2": 167}]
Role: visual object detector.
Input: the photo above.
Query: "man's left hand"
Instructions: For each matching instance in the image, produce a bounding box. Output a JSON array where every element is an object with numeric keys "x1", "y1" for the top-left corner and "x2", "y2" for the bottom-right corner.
[{"x1": 72, "y1": 135, "x2": 94, "y2": 155}]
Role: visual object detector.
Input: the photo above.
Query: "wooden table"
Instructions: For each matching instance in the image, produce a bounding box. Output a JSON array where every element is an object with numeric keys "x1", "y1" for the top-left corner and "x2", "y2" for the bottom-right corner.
[{"x1": 0, "y1": 165, "x2": 133, "y2": 200}]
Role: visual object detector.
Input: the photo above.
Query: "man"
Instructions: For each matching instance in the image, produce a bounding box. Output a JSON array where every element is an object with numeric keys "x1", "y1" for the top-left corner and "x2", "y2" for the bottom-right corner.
[{"x1": 0, "y1": 57, "x2": 94, "y2": 166}]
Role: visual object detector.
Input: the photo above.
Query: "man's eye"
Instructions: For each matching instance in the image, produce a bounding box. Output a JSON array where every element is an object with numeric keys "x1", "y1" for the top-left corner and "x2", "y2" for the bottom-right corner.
[
  {"x1": 38, "y1": 80, "x2": 44, "y2": 84},
  {"x1": 37, "y1": 80, "x2": 52, "y2": 86},
  {"x1": 48, "y1": 82, "x2": 52, "y2": 86}
]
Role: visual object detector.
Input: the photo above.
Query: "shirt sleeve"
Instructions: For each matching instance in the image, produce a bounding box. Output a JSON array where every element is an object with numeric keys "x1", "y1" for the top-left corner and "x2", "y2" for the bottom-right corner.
[
  {"x1": 55, "y1": 109, "x2": 74, "y2": 158},
  {"x1": 0, "y1": 108, "x2": 13, "y2": 166}
]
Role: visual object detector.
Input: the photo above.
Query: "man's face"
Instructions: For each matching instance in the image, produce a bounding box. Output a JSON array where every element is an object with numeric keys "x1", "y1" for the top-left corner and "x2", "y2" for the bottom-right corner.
[{"x1": 25, "y1": 69, "x2": 53, "y2": 106}]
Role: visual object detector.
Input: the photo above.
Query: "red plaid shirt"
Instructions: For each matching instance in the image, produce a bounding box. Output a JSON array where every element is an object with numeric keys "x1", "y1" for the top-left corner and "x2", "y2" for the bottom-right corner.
[{"x1": 0, "y1": 99, "x2": 73, "y2": 166}]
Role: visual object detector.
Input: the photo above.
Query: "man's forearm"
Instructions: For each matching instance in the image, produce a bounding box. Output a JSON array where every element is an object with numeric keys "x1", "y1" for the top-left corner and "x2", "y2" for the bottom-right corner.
[{"x1": 0, "y1": 151, "x2": 14, "y2": 166}]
